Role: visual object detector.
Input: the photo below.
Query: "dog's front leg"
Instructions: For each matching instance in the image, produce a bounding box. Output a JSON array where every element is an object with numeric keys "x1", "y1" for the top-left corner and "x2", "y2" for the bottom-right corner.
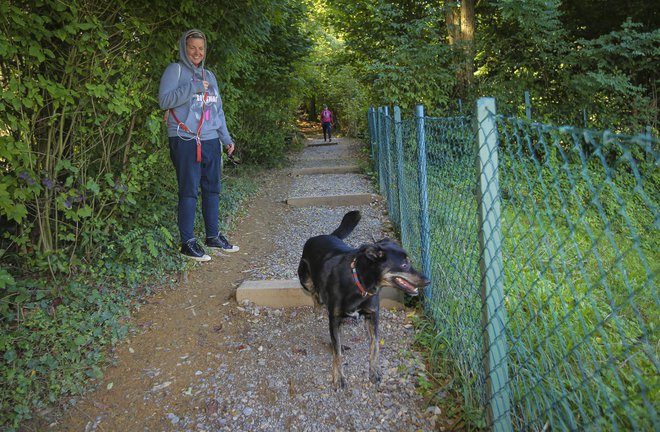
[
  {"x1": 364, "y1": 310, "x2": 382, "y2": 384},
  {"x1": 329, "y1": 315, "x2": 346, "y2": 389}
]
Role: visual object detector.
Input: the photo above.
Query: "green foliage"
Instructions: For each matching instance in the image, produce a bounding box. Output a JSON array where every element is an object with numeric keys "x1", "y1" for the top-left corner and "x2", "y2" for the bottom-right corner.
[
  {"x1": 475, "y1": 1, "x2": 657, "y2": 132},
  {"x1": 315, "y1": 64, "x2": 371, "y2": 137},
  {"x1": 475, "y1": 0, "x2": 571, "y2": 116},
  {"x1": 1, "y1": 0, "x2": 657, "y2": 428},
  {"x1": 411, "y1": 313, "x2": 487, "y2": 430},
  {"x1": 392, "y1": 116, "x2": 659, "y2": 429},
  {"x1": 318, "y1": 0, "x2": 456, "y2": 122},
  {"x1": 208, "y1": 0, "x2": 313, "y2": 164},
  {"x1": 0, "y1": 0, "x2": 286, "y2": 428},
  {"x1": 0, "y1": 277, "x2": 131, "y2": 429},
  {"x1": 492, "y1": 122, "x2": 659, "y2": 429},
  {"x1": 566, "y1": 21, "x2": 659, "y2": 130},
  {"x1": 560, "y1": 0, "x2": 659, "y2": 39},
  {"x1": 0, "y1": 0, "x2": 155, "y2": 272}
]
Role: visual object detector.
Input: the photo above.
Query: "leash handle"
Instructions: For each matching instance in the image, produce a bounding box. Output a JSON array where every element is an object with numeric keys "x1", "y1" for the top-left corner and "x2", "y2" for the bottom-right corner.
[
  {"x1": 168, "y1": 88, "x2": 208, "y2": 164},
  {"x1": 166, "y1": 67, "x2": 209, "y2": 163}
]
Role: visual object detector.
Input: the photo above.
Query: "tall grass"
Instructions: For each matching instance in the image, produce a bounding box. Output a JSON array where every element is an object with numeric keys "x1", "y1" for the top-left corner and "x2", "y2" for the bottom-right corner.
[{"x1": 384, "y1": 116, "x2": 658, "y2": 430}]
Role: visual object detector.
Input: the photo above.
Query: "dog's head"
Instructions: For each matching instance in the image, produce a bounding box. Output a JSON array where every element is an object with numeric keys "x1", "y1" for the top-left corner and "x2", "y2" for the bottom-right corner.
[{"x1": 360, "y1": 239, "x2": 430, "y2": 296}]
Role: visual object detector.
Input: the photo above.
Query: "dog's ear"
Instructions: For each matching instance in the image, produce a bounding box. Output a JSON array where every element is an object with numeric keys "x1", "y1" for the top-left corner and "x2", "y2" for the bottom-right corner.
[{"x1": 364, "y1": 244, "x2": 385, "y2": 261}]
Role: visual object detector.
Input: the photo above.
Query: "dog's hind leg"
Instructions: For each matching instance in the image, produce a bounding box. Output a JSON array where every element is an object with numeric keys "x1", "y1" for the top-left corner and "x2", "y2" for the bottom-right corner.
[
  {"x1": 297, "y1": 259, "x2": 321, "y2": 307},
  {"x1": 297, "y1": 258, "x2": 312, "y2": 291},
  {"x1": 329, "y1": 315, "x2": 347, "y2": 389},
  {"x1": 364, "y1": 310, "x2": 382, "y2": 384}
]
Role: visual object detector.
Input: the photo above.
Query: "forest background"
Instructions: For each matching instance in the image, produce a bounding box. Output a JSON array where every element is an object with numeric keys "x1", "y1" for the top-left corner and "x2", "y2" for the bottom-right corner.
[{"x1": 0, "y1": 0, "x2": 657, "y2": 428}]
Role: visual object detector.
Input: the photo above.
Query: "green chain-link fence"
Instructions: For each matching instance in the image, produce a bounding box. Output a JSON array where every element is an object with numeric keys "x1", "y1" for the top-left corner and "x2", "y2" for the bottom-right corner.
[{"x1": 367, "y1": 98, "x2": 658, "y2": 431}]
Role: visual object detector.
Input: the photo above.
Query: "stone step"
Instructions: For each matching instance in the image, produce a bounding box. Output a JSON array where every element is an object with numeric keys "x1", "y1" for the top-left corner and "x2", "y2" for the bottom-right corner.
[
  {"x1": 286, "y1": 193, "x2": 380, "y2": 207},
  {"x1": 291, "y1": 165, "x2": 361, "y2": 175},
  {"x1": 306, "y1": 140, "x2": 339, "y2": 147},
  {"x1": 236, "y1": 279, "x2": 404, "y2": 309}
]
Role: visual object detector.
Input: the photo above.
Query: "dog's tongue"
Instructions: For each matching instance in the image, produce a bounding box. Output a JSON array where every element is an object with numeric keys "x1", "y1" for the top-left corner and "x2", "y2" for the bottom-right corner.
[{"x1": 395, "y1": 277, "x2": 418, "y2": 295}]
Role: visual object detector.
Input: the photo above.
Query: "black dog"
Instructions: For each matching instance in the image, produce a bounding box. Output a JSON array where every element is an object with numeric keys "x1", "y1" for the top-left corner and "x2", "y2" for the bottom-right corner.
[{"x1": 297, "y1": 210, "x2": 430, "y2": 389}]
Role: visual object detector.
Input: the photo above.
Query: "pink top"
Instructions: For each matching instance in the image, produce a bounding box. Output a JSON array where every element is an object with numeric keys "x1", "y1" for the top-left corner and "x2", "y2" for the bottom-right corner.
[{"x1": 320, "y1": 109, "x2": 333, "y2": 124}]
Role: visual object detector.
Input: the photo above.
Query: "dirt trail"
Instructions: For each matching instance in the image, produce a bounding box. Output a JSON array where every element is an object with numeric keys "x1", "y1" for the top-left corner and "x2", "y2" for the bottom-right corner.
[
  {"x1": 26, "y1": 124, "x2": 441, "y2": 431},
  {"x1": 39, "y1": 168, "x2": 291, "y2": 431}
]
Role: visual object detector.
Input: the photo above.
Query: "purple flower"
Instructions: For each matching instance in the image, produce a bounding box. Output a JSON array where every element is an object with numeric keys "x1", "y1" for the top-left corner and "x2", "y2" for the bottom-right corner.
[
  {"x1": 64, "y1": 198, "x2": 72, "y2": 209},
  {"x1": 19, "y1": 172, "x2": 36, "y2": 185},
  {"x1": 41, "y1": 178, "x2": 55, "y2": 189}
]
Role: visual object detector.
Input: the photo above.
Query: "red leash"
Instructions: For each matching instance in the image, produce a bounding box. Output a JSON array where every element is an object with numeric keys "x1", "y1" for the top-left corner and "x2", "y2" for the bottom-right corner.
[
  {"x1": 169, "y1": 103, "x2": 206, "y2": 162},
  {"x1": 168, "y1": 68, "x2": 208, "y2": 163}
]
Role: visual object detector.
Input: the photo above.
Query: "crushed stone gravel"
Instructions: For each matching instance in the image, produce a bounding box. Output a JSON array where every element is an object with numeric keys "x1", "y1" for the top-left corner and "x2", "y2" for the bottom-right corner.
[
  {"x1": 38, "y1": 136, "x2": 443, "y2": 432},
  {"x1": 206, "y1": 138, "x2": 439, "y2": 431}
]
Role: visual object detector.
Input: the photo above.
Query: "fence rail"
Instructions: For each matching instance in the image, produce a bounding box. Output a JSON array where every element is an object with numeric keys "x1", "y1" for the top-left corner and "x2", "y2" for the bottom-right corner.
[{"x1": 368, "y1": 99, "x2": 659, "y2": 431}]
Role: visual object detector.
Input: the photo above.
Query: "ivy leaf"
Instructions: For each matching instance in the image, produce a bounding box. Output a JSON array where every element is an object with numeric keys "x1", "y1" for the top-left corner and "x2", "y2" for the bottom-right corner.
[
  {"x1": 4, "y1": 350, "x2": 17, "y2": 362},
  {"x1": 0, "y1": 268, "x2": 16, "y2": 289},
  {"x1": 85, "y1": 179, "x2": 100, "y2": 194},
  {"x1": 76, "y1": 205, "x2": 92, "y2": 218},
  {"x1": 28, "y1": 43, "x2": 45, "y2": 62}
]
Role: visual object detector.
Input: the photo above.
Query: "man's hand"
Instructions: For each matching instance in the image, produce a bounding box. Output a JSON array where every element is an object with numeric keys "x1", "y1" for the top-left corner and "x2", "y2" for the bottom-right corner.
[{"x1": 225, "y1": 143, "x2": 235, "y2": 156}]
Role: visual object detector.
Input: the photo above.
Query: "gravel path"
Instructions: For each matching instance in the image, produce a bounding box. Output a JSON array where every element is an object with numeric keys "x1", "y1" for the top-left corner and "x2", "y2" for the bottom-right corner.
[
  {"x1": 210, "y1": 137, "x2": 440, "y2": 431},
  {"x1": 35, "y1": 135, "x2": 442, "y2": 432}
]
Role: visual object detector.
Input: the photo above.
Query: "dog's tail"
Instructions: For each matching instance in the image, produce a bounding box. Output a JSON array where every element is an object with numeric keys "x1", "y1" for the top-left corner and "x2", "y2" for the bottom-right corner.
[{"x1": 331, "y1": 210, "x2": 361, "y2": 239}]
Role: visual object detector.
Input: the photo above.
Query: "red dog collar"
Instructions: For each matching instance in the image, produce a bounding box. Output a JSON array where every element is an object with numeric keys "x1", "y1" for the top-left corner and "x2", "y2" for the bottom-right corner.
[{"x1": 351, "y1": 258, "x2": 369, "y2": 297}]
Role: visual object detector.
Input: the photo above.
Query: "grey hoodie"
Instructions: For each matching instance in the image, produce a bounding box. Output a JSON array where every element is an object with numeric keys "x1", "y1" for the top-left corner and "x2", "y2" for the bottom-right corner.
[{"x1": 158, "y1": 29, "x2": 233, "y2": 144}]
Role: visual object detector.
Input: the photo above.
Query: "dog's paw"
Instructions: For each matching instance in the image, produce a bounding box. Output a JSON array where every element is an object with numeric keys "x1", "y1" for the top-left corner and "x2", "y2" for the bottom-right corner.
[
  {"x1": 335, "y1": 377, "x2": 347, "y2": 390},
  {"x1": 333, "y1": 374, "x2": 347, "y2": 390},
  {"x1": 369, "y1": 368, "x2": 382, "y2": 384}
]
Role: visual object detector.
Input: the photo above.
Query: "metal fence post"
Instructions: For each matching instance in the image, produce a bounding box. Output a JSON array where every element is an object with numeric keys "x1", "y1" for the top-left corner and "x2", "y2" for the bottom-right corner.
[
  {"x1": 383, "y1": 106, "x2": 393, "y2": 203},
  {"x1": 475, "y1": 97, "x2": 512, "y2": 432},
  {"x1": 377, "y1": 107, "x2": 386, "y2": 193},
  {"x1": 524, "y1": 91, "x2": 532, "y2": 120},
  {"x1": 415, "y1": 105, "x2": 432, "y2": 297},
  {"x1": 374, "y1": 107, "x2": 381, "y2": 172},
  {"x1": 393, "y1": 106, "x2": 405, "y2": 241},
  {"x1": 368, "y1": 107, "x2": 375, "y2": 156}
]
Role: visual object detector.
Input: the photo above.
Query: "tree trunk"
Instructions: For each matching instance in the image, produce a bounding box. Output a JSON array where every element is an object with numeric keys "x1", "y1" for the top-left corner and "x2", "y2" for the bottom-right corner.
[
  {"x1": 445, "y1": 1, "x2": 460, "y2": 45},
  {"x1": 445, "y1": 0, "x2": 475, "y2": 98},
  {"x1": 459, "y1": 0, "x2": 475, "y2": 90},
  {"x1": 308, "y1": 96, "x2": 317, "y2": 122}
]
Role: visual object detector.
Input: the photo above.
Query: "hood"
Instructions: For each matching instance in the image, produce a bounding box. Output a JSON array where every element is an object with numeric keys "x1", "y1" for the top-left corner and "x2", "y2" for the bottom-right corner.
[{"x1": 179, "y1": 29, "x2": 207, "y2": 78}]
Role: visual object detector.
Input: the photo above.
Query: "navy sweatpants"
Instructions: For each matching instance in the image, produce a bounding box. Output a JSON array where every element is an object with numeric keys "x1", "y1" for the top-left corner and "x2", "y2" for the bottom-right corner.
[
  {"x1": 169, "y1": 136, "x2": 222, "y2": 243},
  {"x1": 322, "y1": 122, "x2": 332, "y2": 141}
]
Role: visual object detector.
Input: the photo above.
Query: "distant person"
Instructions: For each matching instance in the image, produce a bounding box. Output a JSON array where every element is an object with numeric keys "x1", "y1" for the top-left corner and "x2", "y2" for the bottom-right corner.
[
  {"x1": 159, "y1": 29, "x2": 239, "y2": 262},
  {"x1": 320, "y1": 105, "x2": 334, "y2": 142}
]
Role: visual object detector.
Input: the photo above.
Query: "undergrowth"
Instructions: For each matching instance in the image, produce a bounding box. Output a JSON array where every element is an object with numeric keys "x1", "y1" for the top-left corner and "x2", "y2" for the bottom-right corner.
[
  {"x1": 412, "y1": 311, "x2": 487, "y2": 431},
  {"x1": 0, "y1": 165, "x2": 258, "y2": 430}
]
